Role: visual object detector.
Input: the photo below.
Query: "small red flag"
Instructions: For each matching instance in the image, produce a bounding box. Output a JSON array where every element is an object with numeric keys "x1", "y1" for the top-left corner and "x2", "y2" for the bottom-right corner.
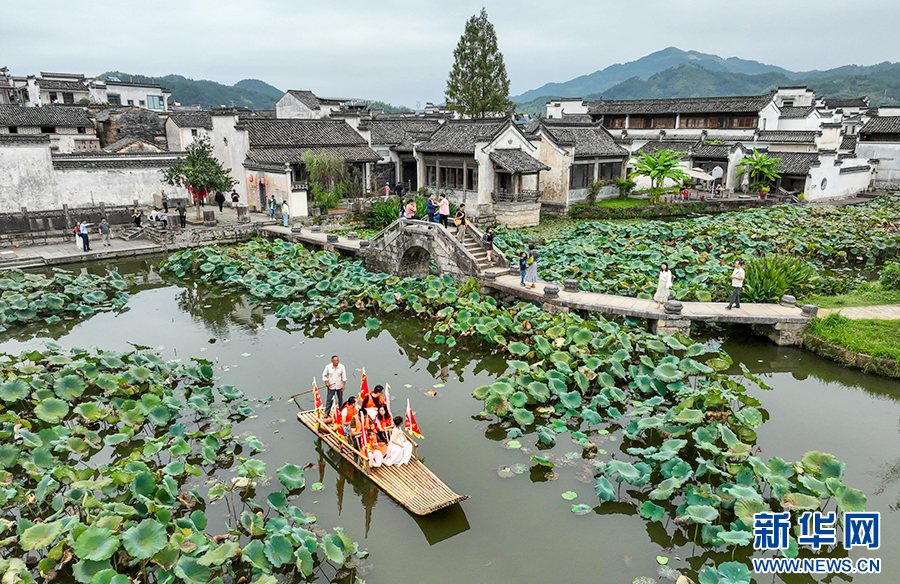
[
  {"x1": 405, "y1": 398, "x2": 423, "y2": 439},
  {"x1": 359, "y1": 411, "x2": 370, "y2": 452},
  {"x1": 313, "y1": 378, "x2": 322, "y2": 418},
  {"x1": 359, "y1": 368, "x2": 369, "y2": 403}
]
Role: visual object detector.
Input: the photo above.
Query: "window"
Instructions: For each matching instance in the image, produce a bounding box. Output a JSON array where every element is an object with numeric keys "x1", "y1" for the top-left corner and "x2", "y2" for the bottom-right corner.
[
  {"x1": 651, "y1": 117, "x2": 675, "y2": 129},
  {"x1": 191, "y1": 129, "x2": 198, "y2": 137},
  {"x1": 628, "y1": 117, "x2": 646, "y2": 129},
  {"x1": 467, "y1": 168, "x2": 477, "y2": 190},
  {"x1": 598, "y1": 162, "x2": 622, "y2": 181},
  {"x1": 147, "y1": 95, "x2": 164, "y2": 110},
  {"x1": 604, "y1": 116, "x2": 626, "y2": 129},
  {"x1": 108, "y1": 94, "x2": 121, "y2": 106},
  {"x1": 48, "y1": 92, "x2": 58, "y2": 103},
  {"x1": 782, "y1": 100, "x2": 794, "y2": 107},
  {"x1": 730, "y1": 116, "x2": 757, "y2": 128},
  {"x1": 570, "y1": 164, "x2": 593, "y2": 189},
  {"x1": 127, "y1": 99, "x2": 134, "y2": 106},
  {"x1": 439, "y1": 167, "x2": 464, "y2": 189},
  {"x1": 77, "y1": 127, "x2": 86, "y2": 134},
  {"x1": 139, "y1": 100, "x2": 145, "y2": 107},
  {"x1": 40, "y1": 126, "x2": 55, "y2": 134},
  {"x1": 680, "y1": 117, "x2": 707, "y2": 128},
  {"x1": 7, "y1": 127, "x2": 17, "y2": 134},
  {"x1": 63, "y1": 92, "x2": 74, "y2": 104}
]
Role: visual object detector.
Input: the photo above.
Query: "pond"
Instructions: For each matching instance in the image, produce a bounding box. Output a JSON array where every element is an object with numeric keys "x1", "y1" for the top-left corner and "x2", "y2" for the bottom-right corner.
[{"x1": 6, "y1": 256, "x2": 899, "y2": 583}]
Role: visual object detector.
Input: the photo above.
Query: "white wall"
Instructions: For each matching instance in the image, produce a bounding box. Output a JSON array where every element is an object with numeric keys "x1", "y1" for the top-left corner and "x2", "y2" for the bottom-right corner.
[
  {"x1": 0, "y1": 142, "x2": 57, "y2": 211},
  {"x1": 106, "y1": 84, "x2": 168, "y2": 111},
  {"x1": 276, "y1": 94, "x2": 320, "y2": 119},
  {"x1": 210, "y1": 114, "x2": 250, "y2": 205},
  {"x1": 804, "y1": 154, "x2": 872, "y2": 201},
  {"x1": 165, "y1": 118, "x2": 209, "y2": 152},
  {"x1": 857, "y1": 142, "x2": 900, "y2": 188},
  {"x1": 546, "y1": 99, "x2": 587, "y2": 119}
]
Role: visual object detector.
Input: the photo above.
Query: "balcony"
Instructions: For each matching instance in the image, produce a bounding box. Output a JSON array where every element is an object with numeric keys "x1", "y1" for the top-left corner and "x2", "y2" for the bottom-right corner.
[{"x1": 493, "y1": 189, "x2": 542, "y2": 203}]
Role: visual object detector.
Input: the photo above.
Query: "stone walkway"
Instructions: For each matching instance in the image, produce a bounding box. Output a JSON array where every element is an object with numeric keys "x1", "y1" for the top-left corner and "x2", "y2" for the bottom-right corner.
[
  {"x1": 261, "y1": 225, "x2": 362, "y2": 253},
  {"x1": 819, "y1": 305, "x2": 900, "y2": 320},
  {"x1": 0, "y1": 238, "x2": 165, "y2": 270}
]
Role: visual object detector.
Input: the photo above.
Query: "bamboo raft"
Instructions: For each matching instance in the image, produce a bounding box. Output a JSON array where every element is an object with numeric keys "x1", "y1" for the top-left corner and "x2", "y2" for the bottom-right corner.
[{"x1": 296, "y1": 409, "x2": 468, "y2": 515}]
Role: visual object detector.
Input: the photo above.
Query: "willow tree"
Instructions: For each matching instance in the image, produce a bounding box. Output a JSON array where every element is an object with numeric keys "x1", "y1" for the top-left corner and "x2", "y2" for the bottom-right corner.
[
  {"x1": 445, "y1": 8, "x2": 514, "y2": 119},
  {"x1": 301, "y1": 150, "x2": 350, "y2": 213},
  {"x1": 161, "y1": 137, "x2": 235, "y2": 217},
  {"x1": 629, "y1": 149, "x2": 688, "y2": 204}
]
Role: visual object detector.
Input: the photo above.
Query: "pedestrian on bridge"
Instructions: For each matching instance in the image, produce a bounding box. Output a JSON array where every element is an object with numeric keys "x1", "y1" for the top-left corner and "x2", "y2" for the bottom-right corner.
[
  {"x1": 725, "y1": 260, "x2": 745, "y2": 310},
  {"x1": 281, "y1": 200, "x2": 290, "y2": 227},
  {"x1": 653, "y1": 262, "x2": 672, "y2": 309},
  {"x1": 426, "y1": 194, "x2": 436, "y2": 223},
  {"x1": 438, "y1": 193, "x2": 449, "y2": 228},
  {"x1": 524, "y1": 244, "x2": 538, "y2": 288},
  {"x1": 454, "y1": 204, "x2": 468, "y2": 241}
]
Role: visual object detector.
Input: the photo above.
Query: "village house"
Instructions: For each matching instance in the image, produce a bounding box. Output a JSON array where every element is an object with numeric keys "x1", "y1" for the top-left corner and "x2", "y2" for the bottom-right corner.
[
  {"x1": 4, "y1": 72, "x2": 170, "y2": 110},
  {"x1": 165, "y1": 110, "x2": 214, "y2": 152},
  {"x1": 856, "y1": 115, "x2": 900, "y2": 189},
  {"x1": 276, "y1": 90, "x2": 356, "y2": 120},
  {"x1": 0, "y1": 105, "x2": 99, "y2": 153},
  {"x1": 356, "y1": 117, "x2": 444, "y2": 191}
]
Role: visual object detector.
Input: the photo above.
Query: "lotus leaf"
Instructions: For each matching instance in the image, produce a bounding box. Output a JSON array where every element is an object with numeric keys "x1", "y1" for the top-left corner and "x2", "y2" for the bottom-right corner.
[
  {"x1": 20, "y1": 521, "x2": 63, "y2": 551},
  {"x1": 640, "y1": 501, "x2": 665, "y2": 522},
  {"x1": 835, "y1": 485, "x2": 867, "y2": 512},
  {"x1": 672, "y1": 408, "x2": 704, "y2": 424},
  {"x1": 0, "y1": 378, "x2": 29, "y2": 401},
  {"x1": 512, "y1": 408, "x2": 535, "y2": 426},
  {"x1": 719, "y1": 530, "x2": 752, "y2": 546},
  {"x1": 322, "y1": 532, "x2": 346, "y2": 564},
  {"x1": 653, "y1": 363, "x2": 683, "y2": 383},
  {"x1": 54, "y1": 375, "x2": 86, "y2": 399},
  {"x1": 570, "y1": 503, "x2": 593, "y2": 515},
  {"x1": 594, "y1": 476, "x2": 615, "y2": 501},
  {"x1": 174, "y1": 556, "x2": 211, "y2": 584},
  {"x1": 526, "y1": 381, "x2": 550, "y2": 402},
  {"x1": 121, "y1": 520, "x2": 167, "y2": 560},
  {"x1": 74, "y1": 526, "x2": 120, "y2": 561},
  {"x1": 716, "y1": 561, "x2": 752, "y2": 584},
  {"x1": 559, "y1": 391, "x2": 581, "y2": 410},
  {"x1": 241, "y1": 539, "x2": 269, "y2": 570},
  {"x1": 680, "y1": 504, "x2": 719, "y2": 525},
  {"x1": 35, "y1": 397, "x2": 69, "y2": 423}
]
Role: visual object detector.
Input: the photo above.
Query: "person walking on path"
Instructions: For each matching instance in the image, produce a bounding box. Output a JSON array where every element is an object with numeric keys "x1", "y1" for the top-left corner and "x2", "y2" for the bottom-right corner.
[
  {"x1": 98, "y1": 218, "x2": 112, "y2": 247},
  {"x1": 482, "y1": 227, "x2": 495, "y2": 265},
  {"x1": 214, "y1": 191, "x2": 226, "y2": 212},
  {"x1": 426, "y1": 194, "x2": 436, "y2": 223},
  {"x1": 384, "y1": 182, "x2": 391, "y2": 198},
  {"x1": 160, "y1": 190, "x2": 169, "y2": 213},
  {"x1": 230, "y1": 190, "x2": 239, "y2": 207},
  {"x1": 455, "y1": 204, "x2": 467, "y2": 241},
  {"x1": 176, "y1": 202, "x2": 187, "y2": 228},
  {"x1": 519, "y1": 251, "x2": 528, "y2": 286},
  {"x1": 281, "y1": 200, "x2": 290, "y2": 227},
  {"x1": 438, "y1": 193, "x2": 449, "y2": 228},
  {"x1": 132, "y1": 208, "x2": 142, "y2": 228},
  {"x1": 267, "y1": 195, "x2": 277, "y2": 219},
  {"x1": 79, "y1": 220, "x2": 91, "y2": 252},
  {"x1": 725, "y1": 260, "x2": 745, "y2": 310},
  {"x1": 404, "y1": 198, "x2": 417, "y2": 220},
  {"x1": 322, "y1": 355, "x2": 347, "y2": 415},
  {"x1": 524, "y1": 243, "x2": 539, "y2": 288},
  {"x1": 653, "y1": 262, "x2": 672, "y2": 309},
  {"x1": 73, "y1": 223, "x2": 83, "y2": 251},
  {"x1": 394, "y1": 182, "x2": 403, "y2": 198}
]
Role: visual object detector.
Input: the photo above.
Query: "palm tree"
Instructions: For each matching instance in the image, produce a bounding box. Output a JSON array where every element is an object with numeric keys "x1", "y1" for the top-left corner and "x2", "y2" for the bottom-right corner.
[
  {"x1": 736, "y1": 149, "x2": 782, "y2": 193},
  {"x1": 629, "y1": 149, "x2": 688, "y2": 204}
]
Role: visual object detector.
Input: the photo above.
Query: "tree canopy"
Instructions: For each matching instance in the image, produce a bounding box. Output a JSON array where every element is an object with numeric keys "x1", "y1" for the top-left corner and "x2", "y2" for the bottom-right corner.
[
  {"x1": 629, "y1": 149, "x2": 688, "y2": 204},
  {"x1": 160, "y1": 137, "x2": 236, "y2": 205},
  {"x1": 445, "y1": 8, "x2": 514, "y2": 119}
]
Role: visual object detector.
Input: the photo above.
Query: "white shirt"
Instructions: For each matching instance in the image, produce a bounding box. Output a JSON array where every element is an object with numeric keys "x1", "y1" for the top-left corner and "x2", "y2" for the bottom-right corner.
[
  {"x1": 731, "y1": 267, "x2": 745, "y2": 288},
  {"x1": 322, "y1": 362, "x2": 346, "y2": 389}
]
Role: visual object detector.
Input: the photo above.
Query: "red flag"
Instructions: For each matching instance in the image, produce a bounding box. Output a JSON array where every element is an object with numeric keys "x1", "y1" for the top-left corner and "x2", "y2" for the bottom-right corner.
[
  {"x1": 359, "y1": 411, "x2": 369, "y2": 452},
  {"x1": 313, "y1": 379, "x2": 322, "y2": 418},
  {"x1": 405, "y1": 398, "x2": 423, "y2": 439},
  {"x1": 384, "y1": 383, "x2": 393, "y2": 418},
  {"x1": 359, "y1": 369, "x2": 369, "y2": 403}
]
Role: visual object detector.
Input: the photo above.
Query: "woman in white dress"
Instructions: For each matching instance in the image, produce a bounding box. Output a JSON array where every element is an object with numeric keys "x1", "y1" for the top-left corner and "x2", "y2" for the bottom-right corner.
[
  {"x1": 653, "y1": 262, "x2": 672, "y2": 309},
  {"x1": 74, "y1": 224, "x2": 83, "y2": 251},
  {"x1": 383, "y1": 416, "x2": 413, "y2": 466}
]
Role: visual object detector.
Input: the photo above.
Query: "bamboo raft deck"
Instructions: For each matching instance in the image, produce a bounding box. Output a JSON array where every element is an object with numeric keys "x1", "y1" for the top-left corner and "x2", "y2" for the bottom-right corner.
[{"x1": 296, "y1": 409, "x2": 468, "y2": 515}]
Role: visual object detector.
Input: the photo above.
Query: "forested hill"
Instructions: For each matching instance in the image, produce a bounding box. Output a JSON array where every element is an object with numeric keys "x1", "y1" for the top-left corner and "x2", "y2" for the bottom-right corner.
[{"x1": 99, "y1": 72, "x2": 280, "y2": 110}]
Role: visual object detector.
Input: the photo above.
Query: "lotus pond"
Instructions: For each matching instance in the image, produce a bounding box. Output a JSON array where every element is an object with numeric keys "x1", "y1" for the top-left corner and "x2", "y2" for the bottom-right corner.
[{"x1": 1, "y1": 252, "x2": 899, "y2": 584}]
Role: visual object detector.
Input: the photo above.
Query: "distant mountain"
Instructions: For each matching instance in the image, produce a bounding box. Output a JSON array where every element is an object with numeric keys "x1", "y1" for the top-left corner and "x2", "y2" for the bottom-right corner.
[
  {"x1": 233, "y1": 78, "x2": 283, "y2": 97},
  {"x1": 511, "y1": 47, "x2": 794, "y2": 103},
  {"x1": 99, "y1": 71, "x2": 280, "y2": 110}
]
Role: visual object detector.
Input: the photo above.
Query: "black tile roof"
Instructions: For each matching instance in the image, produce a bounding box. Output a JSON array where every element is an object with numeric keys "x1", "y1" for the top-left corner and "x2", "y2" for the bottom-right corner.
[
  {"x1": 542, "y1": 123, "x2": 629, "y2": 157},
  {"x1": 168, "y1": 111, "x2": 213, "y2": 129},
  {"x1": 840, "y1": 135, "x2": 858, "y2": 150},
  {"x1": 839, "y1": 164, "x2": 871, "y2": 174},
  {"x1": 37, "y1": 78, "x2": 88, "y2": 92},
  {"x1": 778, "y1": 106, "x2": 815, "y2": 119},
  {"x1": 771, "y1": 152, "x2": 820, "y2": 175},
  {"x1": 0, "y1": 134, "x2": 50, "y2": 145},
  {"x1": 246, "y1": 145, "x2": 381, "y2": 165},
  {"x1": 635, "y1": 140, "x2": 695, "y2": 156},
  {"x1": 824, "y1": 97, "x2": 868, "y2": 109},
  {"x1": 691, "y1": 143, "x2": 731, "y2": 158},
  {"x1": 0, "y1": 105, "x2": 93, "y2": 127},
  {"x1": 588, "y1": 93, "x2": 773, "y2": 116},
  {"x1": 756, "y1": 130, "x2": 819, "y2": 144},
  {"x1": 246, "y1": 119, "x2": 369, "y2": 148},
  {"x1": 285, "y1": 90, "x2": 321, "y2": 109},
  {"x1": 859, "y1": 116, "x2": 900, "y2": 134},
  {"x1": 238, "y1": 110, "x2": 276, "y2": 121},
  {"x1": 416, "y1": 119, "x2": 507, "y2": 154},
  {"x1": 359, "y1": 118, "x2": 442, "y2": 149},
  {"x1": 489, "y1": 149, "x2": 550, "y2": 173},
  {"x1": 51, "y1": 151, "x2": 181, "y2": 169}
]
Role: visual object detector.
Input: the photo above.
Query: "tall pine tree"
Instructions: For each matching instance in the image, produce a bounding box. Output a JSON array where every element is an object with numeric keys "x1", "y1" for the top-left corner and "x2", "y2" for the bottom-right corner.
[{"x1": 445, "y1": 8, "x2": 514, "y2": 119}]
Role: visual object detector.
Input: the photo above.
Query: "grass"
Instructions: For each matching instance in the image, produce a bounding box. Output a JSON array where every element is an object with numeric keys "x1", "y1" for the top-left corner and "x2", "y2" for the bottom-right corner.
[
  {"x1": 807, "y1": 314, "x2": 900, "y2": 362},
  {"x1": 594, "y1": 198, "x2": 650, "y2": 208},
  {"x1": 804, "y1": 282, "x2": 900, "y2": 308}
]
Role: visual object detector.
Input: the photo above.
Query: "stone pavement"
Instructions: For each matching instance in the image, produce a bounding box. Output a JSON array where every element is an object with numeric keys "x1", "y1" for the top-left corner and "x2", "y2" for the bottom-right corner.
[
  {"x1": 819, "y1": 305, "x2": 900, "y2": 320},
  {"x1": 261, "y1": 225, "x2": 362, "y2": 253},
  {"x1": 0, "y1": 238, "x2": 165, "y2": 270}
]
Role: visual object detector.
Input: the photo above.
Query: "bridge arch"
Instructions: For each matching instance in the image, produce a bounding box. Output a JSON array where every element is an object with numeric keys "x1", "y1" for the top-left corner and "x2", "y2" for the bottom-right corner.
[{"x1": 398, "y1": 245, "x2": 436, "y2": 277}]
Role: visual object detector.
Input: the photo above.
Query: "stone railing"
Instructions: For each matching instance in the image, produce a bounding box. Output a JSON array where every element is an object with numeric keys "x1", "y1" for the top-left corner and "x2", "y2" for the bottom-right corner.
[
  {"x1": 291, "y1": 181, "x2": 309, "y2": 191},
  {"x1": 493, "y1": 190, "x2": 542, "y2": 203},
  {"x1": 466, "y1": 222, "x2": 510, "y2": 269}
]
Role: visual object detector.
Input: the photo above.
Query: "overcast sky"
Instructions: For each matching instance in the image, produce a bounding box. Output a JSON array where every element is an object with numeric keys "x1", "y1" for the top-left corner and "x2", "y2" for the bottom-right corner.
[{"x1": 3, "y1": 0, "x2": 898, "y2": 107}]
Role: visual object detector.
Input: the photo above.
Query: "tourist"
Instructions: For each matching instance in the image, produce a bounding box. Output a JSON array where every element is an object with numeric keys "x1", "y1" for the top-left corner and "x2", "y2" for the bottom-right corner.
[
  {"x1": 155, "y1": 208, "x2": 166, "y2": 222},
  {"x1": 132, "y1": 208, "x2": 142, "y2": 228},
  {"x1": 362, "y1": 385, "x2": 385, "y2": 413},
  {"x1": 384, "y1": 182, "x2": 391, "y2": 198},
  {"x1": 715, "y1": 183, "x2": 723, "y2": 198},
  {"x1": 725, "y1": 260, "x2": 745, "y2": 310},
  {"x1": 519, "y1": 251, "x2": 527, "y2": 286},
  {"x1": 281, "y1": 200, "x2": 290, "y2": 227},
  {"x1": 374, "y1": 404, "x2": 393, "y2": 443},
  {"x1": 653, "y1": 262, "x2": 672, "y2": 309},
  {"x1": 455, "y1": 204, "x2": 467, "y2": 241},
  {"x1": 215, "y1": 191, "x2": 226, "y2": 212},
  {"x1": 79, "y1": 220, "x2": 91, "y2": 252},
  {"x1": 230, "y1": 190, "x2": 239, "y2": 206},
  {"x1": 524, "y1": 244, "x2": 539, "y2": 288},
  {"x1": 482, "y1": 227, "x2": 495, "y2": 265},
  {"x1": 394, "y1": 182, "x2": 403, "y2": 198},
  {"x1": 73, "y1": 223, "x2": 83, "y2": 251},
  {"x1": 267, "y1": 195, "x2": 277, "y2": 219},
  {"x1": 177, "y1": 201, "x2": 187, "y2": 228},
  {"x1": 365, "y1": 419, "x2": 386, "y2": 468},
  {"x1": 149, "y1": 208, "x2": 158, "y2": 222},
  {"x1": 404, "y1": 199, "x2": 417, "y2": 220},
  {"x1": 160, "y1": 189, "x2": 169, "y2": 213},
  {"x1": 322, "y1": 354, "x2": 346, "y2": 414},
  {"x1": 338, "y1": 396, "x2": 359, "y2": 447},
  {"x1": 438, "y1": 193, "x2": 450, "y2": 228},
  {"x1": 383, "y1": 416, "x2": 413, "y2": 466},
  {"x1": 98, "y1": 218, "x2": 111, "y2": 247},
  {"x1": 426, "y1": 194, "x2": 436, "y2": 223}
]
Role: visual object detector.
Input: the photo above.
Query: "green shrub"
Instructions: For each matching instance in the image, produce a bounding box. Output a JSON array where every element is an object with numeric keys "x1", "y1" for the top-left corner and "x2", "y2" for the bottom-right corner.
[
  {"x1": 615, "y1": 178, "x2": 636, "y2": 199},
  {"x1": 586, "y1": 180, "x2": 603, "y2": 205},
  {"x1": 811, "y1": 274, "x2": 864, "y2": 296},
  {"x1": 743, "y1": 254, "x2": 818, "y2": 303},
  {"x1": 880, "y1": 261, "x2": 900, "y2": 291},
  {"x1": 365, "y1": 196, "x2": 458, "y2": 229},
  {"x1": 457, "y1": 277, "x2": 480, "y2": 297}
]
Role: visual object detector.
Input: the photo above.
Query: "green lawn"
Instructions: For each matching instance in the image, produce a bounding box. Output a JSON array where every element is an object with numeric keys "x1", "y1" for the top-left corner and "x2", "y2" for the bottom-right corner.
[
  {"x1": 804, "y1": 283, "x2": 900, "y2": 308},
  {"x1": 594, "y1": 198, "x2": 650, "y2": 208},
  {"x1": 807, "y1": 314, "x2": 900, "y2": 362}
]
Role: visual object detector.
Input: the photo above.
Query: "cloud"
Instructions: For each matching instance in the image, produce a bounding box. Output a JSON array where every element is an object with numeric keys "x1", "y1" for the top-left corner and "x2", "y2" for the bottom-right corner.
[{"x1": 2, "y1": 0, "x2": 898, "y2": 106}]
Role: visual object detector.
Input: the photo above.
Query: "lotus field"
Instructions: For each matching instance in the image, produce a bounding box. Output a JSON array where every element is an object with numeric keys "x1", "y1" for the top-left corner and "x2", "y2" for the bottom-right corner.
[
  {"x1": 157, "y1": 240, "x2": 869, "y2": 582},
  {"x1": 494, "y1": 194, "x2": 900, "y2": 302}
]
